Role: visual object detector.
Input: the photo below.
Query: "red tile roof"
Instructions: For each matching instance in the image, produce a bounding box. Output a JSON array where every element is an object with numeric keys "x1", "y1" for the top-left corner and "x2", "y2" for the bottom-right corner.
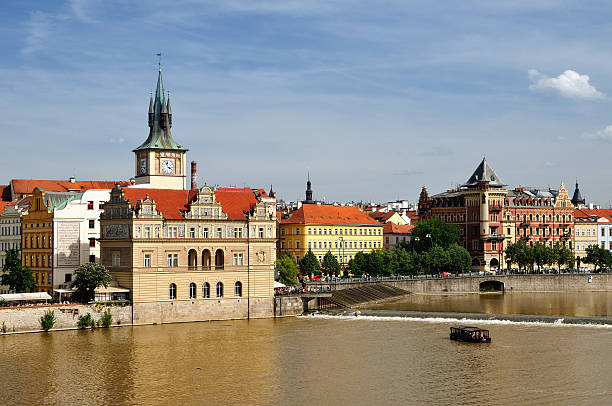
[
  {"x1": 0, "y1": 200, "x2": 13, "y2": 215},
  {"x1": 574, "y1": 208, "x2": 612, "y2": 222},
  {"x1": 383, "y1": 223, "x2": 414, "y2": 234},
  {"x1": 10, "y1": 179, "x2": 130, "y2": 197},
  {"x1": 368, "y1": 211, "x2": 395, "y2": 222},
  {"x1": 282, "y1": 204, "x2": 382, "y2": 225},
  {"x1": 121, "y1": 187, "x2": 261, "y2": 220}
]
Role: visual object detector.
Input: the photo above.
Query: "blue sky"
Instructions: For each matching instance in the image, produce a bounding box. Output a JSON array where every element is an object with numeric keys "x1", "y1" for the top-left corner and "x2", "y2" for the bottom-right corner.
[{"x1": 1, "y1": 1, "x2": 612, "y2": 205}]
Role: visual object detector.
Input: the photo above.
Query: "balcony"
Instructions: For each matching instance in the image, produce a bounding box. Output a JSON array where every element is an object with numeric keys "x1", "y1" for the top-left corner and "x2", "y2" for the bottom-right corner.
[
  {"x1": 489, "y1": 206, "x2": 502, "y2": 212},
  {"x1": 519, "y1": 221, "x2": 530, "y2": 227},
  {"x1": 486, "y1": 234, "x2": 506, "y2": 241}
]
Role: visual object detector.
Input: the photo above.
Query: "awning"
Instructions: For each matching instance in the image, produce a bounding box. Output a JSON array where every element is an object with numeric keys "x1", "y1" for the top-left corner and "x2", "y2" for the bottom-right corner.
[
  {"x1": 95, "y1": 285, "x2": 130, "y2": 294},
  {"x1": 274, "y1": 281, "x2": 286, "y2": 288},
  {"x1": 0, "y1": 292, "x2": 53, "y2": 301},
  {"x1": 53, "y1": 289, "x2": 74, "y2": 294}
]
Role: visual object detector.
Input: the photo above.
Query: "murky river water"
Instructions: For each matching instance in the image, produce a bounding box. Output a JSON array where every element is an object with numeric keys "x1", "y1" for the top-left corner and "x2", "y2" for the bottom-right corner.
[{"x1": 1, "y1": 293, "x2": 611, "y2": 405}]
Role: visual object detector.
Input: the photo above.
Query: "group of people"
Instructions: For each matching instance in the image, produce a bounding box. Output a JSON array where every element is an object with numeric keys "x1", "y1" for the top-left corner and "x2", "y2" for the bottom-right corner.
[{"x1": 274, "y1": 286, "x2": 331, "y2": 296}]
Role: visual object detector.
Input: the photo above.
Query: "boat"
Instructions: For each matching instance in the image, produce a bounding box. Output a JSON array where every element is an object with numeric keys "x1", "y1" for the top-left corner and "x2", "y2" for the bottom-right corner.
[{"x1": 450, "y1": 326, "x2": 491, "y2": 343}]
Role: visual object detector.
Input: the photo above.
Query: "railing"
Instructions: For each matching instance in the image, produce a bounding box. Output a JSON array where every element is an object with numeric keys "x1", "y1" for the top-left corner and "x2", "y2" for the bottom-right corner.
[{"x1": 187, "y1": 265, "x2": 225, "y2": 271}]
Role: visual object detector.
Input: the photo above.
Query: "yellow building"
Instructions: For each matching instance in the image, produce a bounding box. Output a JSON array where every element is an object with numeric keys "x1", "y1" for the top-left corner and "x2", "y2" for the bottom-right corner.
[
  {"x1": 573, "y1": 209, "x2": 602, "y2": 269},
  {"x1": 279, "y1": 202, "x2": 383, "y2": 269}
]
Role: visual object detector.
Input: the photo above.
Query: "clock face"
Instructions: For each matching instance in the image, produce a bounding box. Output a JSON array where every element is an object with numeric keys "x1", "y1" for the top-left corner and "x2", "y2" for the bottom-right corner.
[
  {"x1": 161, "y1": 159, "x2": 174, "y2": 174},
  {"x1": 139, "y1": 159, "x2": 147, "y2": 174}
]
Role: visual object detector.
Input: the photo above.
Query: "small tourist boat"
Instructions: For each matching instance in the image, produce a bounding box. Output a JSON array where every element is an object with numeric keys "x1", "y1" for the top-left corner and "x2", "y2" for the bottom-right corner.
[{"x1": 450, "y1": 326, "x2": 491, "y2": 343}]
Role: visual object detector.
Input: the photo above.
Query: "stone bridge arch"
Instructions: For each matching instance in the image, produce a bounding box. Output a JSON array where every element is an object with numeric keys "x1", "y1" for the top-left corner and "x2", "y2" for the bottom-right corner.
[{"x1": 479, "y1": 280, "x2": 504, "y2": 292}]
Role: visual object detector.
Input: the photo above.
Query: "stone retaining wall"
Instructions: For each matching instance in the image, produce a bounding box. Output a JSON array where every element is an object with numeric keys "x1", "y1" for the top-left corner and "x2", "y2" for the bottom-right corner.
[{"x1": 0, "y1": 304, "x2": 132, "y2": 333}]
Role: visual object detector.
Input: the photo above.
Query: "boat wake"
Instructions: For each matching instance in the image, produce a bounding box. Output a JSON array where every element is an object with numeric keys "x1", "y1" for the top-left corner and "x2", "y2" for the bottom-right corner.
[{"x1": 299, "y1": 310, "x2": 612, "y2": 329}]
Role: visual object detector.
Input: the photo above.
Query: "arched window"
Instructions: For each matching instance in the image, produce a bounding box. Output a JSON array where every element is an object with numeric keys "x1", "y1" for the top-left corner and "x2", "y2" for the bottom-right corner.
[
  {"x1": 189, "y1": 282, "x2": 196, "y2": 299},
  {"x1": 216, "y1": 282, "x2": 224, "y2": 298},
  {"x1": 169, "y1": 283, "x2": 177, "y2": 300},
  {"x1": 202, "y1": 282, "x2": 210, "y2": 298},
  {"x1": 202, "y1": 249, "x2": 211, "y2": 270},
  {"x1": 234, "y1": 281, "x2": 242, "y2": 297},
  {"x1": 188, "y1": 249, "x2": 197, "y2": 269},
  {"x1": 215, "y1": 249, "x2": 224, "y2": 270}
]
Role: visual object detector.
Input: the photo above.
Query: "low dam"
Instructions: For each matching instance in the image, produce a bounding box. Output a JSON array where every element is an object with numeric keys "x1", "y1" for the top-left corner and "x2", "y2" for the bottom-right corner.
[{"x1": 309, "y1": 273, "x2": 612, "y2": 294}]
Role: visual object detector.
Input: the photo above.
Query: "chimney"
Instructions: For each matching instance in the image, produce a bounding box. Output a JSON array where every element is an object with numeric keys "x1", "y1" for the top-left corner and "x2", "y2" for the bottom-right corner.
[
  {"x1": 191, "y1": 161, "x2": 198, "y2": 190},
  {"x1": 69, "y1": 176, "x2": 76, "y2": 183},
  {"x1": 130, "y1": 177, "x2": 136, "y2": 185}
]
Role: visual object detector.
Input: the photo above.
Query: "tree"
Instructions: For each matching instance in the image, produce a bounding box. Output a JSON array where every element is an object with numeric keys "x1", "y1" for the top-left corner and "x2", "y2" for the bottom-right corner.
[
  {"x1": 552, "y1": 242, "x2": 575, "y2": 271},
  {"x1": 321, "y1": 251, "x2": 341, "y2": 277},
  {"x1": 390, "y1": 246, "x2": 421, "y2": 275},
  {"x1": 447, "y1": 244, "x2": 472, "y2": 274},
  {"x1": 1, "y1": 248, "x2": 36, "y2": 293},
  {"x1": 505, "y1": 240, "x2": 533, "y2": 271},
  {"x1": 276, "y1": 252, "x2": 298, "y2": 286},
  {"x1": 348, "y1": 251, "x2": 368, "y2": 276},
  {"x1": 71, "y1": 263, "x2": 112, "y2": 303},
  {"x1": 584, "y1": 244, "x2": 612, "y2": 272},
  {"x1": 532, "y1": 242, "x2": 554, "y2": 271},
  {"x1": 424, "y1": 246, "x2": 450, "y2": 274},
  {"x1": 410, "y1": 216, "x2": 460, "y2": 253},
  {"x1": 300, "y1": 249, "x2": 321, "y2": 276}
]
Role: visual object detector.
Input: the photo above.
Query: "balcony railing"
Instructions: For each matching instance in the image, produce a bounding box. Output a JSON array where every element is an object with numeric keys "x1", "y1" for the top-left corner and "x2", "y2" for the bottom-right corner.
[{"x1": 486, "y1": 234, "x2": 506, "y2": 241}]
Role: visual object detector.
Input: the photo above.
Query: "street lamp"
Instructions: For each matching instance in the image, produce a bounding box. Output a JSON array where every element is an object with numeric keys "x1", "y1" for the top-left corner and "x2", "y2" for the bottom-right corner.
[{"x1": 338, "y1": 236, "x2": 344, "y2": 276}]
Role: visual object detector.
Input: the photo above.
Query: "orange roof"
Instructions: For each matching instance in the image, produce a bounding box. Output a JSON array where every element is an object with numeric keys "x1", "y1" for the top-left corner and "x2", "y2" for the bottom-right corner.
[
  {"x1": 121, "y1": 187, "x2": 261, "y2": 220},
  {"x1": 574, "y1": 207, "x2": 612, "y2": 222},
  {"x1": 368, "y1": 211, "x2": 395, "y2": 222},
  {"x1": 0, "y1": 200, "x2": 13, "y2": 214},
  {"x1": 10, "y1": 179, "x2": 130, "y2": 197},
  {"x1": 383, "y1": 223, "x2": 414, "y2": 234},
  {"x1": 282, "y1": 204, "x2": 382, "y2": 225}
]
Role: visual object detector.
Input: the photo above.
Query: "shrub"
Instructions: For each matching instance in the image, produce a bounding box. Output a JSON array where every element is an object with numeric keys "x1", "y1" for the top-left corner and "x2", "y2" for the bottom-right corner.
[
  {"x1": 116, "y1": 319, "x2": 121, "y2": 326},
  {"x1": 101, "y1": 309, "x2": 113, "y2": 327},
  {"x1": 1, "y1": 321, "x2": 7, "y2": 333},
  {"x1": 77, "y1": 313, "x2": 94, "y2": 329},
  {"x1": 40, "y1": 310, "x2": 56, "y2": 332},
  {"x1": 0, "y1": 300, "x2": 9, "y2": 307}
]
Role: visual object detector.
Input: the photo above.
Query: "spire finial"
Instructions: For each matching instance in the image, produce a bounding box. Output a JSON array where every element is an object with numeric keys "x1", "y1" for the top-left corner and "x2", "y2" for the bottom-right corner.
[{"x1": 157, "y1": 52, "x2": 162, "y2": 71}]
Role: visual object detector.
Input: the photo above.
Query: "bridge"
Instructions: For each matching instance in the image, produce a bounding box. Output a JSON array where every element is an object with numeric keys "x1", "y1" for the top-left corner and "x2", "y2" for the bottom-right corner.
[{"x1": 305, "y1": 273, "x2": 612, "y2": 294}]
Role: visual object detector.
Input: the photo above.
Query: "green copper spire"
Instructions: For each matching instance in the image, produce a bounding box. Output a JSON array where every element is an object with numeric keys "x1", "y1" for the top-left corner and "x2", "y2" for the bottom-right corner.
[{"x1": 134, "y1": 62, "x2": 187, "y2": 152}]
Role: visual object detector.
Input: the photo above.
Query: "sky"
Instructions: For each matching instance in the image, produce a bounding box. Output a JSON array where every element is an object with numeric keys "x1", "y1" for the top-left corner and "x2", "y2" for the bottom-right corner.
[{"x1": 1, "y1": 1, "x2": 612, "y2": 205}]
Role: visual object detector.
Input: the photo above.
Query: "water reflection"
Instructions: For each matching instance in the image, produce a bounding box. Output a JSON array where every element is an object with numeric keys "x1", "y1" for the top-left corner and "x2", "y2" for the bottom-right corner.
[{"x1": 365, "y1": 292, "x2": 612, "y2": 317}]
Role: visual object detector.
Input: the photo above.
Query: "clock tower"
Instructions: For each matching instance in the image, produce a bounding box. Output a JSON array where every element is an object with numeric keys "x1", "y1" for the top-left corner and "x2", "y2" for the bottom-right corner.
[{"x1": 133, "y1": 63, "x2": 188, "y2": 190}]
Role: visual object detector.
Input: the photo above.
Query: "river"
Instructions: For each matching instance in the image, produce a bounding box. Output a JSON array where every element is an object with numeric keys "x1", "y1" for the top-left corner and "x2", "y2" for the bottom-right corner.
[{"x1": 1, "y1": 292, "x2": 611, "y2": 405}]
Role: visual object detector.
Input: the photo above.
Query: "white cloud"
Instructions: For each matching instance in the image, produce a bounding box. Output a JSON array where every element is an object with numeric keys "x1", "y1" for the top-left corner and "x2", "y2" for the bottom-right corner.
[
  {"x1": 528, "y1": 69, "x2": 605, "y2": 100},
  {"x1": 584, "y1": 125, "x2": 612, "y2": 141}
]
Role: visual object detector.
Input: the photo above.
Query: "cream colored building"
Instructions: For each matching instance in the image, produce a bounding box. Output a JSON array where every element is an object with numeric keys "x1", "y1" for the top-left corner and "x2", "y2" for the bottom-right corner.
[{"x1": 99, "y1": 66, "x2": 277, "y2": 323}]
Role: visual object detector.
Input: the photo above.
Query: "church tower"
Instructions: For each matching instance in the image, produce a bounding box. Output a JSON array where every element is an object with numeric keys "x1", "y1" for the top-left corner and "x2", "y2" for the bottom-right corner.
[{"x1": 133, "y1": 63, "x2": 188, "y2": 189}]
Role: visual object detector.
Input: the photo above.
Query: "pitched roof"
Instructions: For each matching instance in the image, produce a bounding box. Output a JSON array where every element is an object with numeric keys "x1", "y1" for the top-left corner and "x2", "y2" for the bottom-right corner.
[
  {"x1": 11, "y1": 179, "x2": 129, "y2": 197},
  {"x1": 282, "y1": 204, "x2": 381, "y2": 225},
  {"x1": 574, "y1": 208, "x2": 612, "y2": 223},
  {"x1": 121, "y1": 187, "x2": 262, "y2": 220},
  {"x1": 463, "y1": 158, "x2": 505, "y2": 187},
  {"x1": 368, "y1": 211, "x2": 395, "y2": 222},
  {"x1": 383, "y1": 223, "x2": 414, "y2": 234},
  {"x1": 122, "y1": 188, "x2": 192, "y2": 220},
  {"x1": 0, "y1": 200, "x2": 13, "y2": 215},
  {"x1": 0, "y1": 185, "x2": 10, "y2": 202}
]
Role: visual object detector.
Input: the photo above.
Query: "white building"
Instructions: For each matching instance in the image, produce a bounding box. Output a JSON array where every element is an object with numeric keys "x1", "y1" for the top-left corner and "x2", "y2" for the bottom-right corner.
[{"x1": 52, "y1": 189, "x2": 110, "y2": 288}]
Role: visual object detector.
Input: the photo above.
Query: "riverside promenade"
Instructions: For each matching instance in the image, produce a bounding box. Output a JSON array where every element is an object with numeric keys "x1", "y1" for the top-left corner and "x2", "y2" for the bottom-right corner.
[{"x1": 307, "y1": 273, "x2": 612, "y2": 294}]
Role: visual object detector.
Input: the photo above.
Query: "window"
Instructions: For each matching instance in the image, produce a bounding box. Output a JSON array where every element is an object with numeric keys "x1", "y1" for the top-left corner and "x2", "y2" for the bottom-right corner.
[
  {"x1": 89, "y1": 220, "x2": 95, "y2": 229},
  {"x1": 145, "y1": 227, "x2": 151, "y2": 238},
  {"x1": 281, "y1": 228, "x2": 285, "y2": 236},
  {"x1": 216, "y1": 282, "x2": 224, "y2": 298},
  {"x1": 144, "y1": 254, "x2": 151, "y2": 267},
  {"x1": 296, "y1": 228, "x2": 300, "y2": 235},
  {"x1": 113, "y1": 253, "x2": 121, "y2": 267},
  {"x1": 190, "y1": 228, "x2": 196, "y2": 238},
  {"x1": 202, "y1": 282, "x2": 210, "y2": 298},
  {"x1": 234, "y1": 281, "x2": 242, "y2": 297},
  {"x1": 234, "y1": 228, "x2": 243, "y2": 238},
  {"x1": 296, "y1": 242, "x2": 300, "y2": 249},
  {"x1": 189, "y1": 282, "x2": 196, "y2": 299},
  {"x1": 216, "y1": 227, "x2": 223, "y2": 238},
  {"x1": 167, "y1": 253, "x2": 178, "y2": 267},
  {"x1": 258, "y1": 227, "x2": 264, "y2": 238},
  {"x1": 169, "y1": 283, "x2": 177, "y2": 300},
  {"x1": 89, "y1": 238, "x2": 96, "y2": 248},
  {"x1": 65, "y1": 274, "x2": 72, "y2": 283},
  {"x1": 87, "y1": 201, "x2": 94, "y2": 210},
  {"x1": 89, "y1": 254, "x2": 95, "y2": 263},
  {"x1": 308, "y1": 242, "x2": 312, "y2": 249},
  {"x1": 233, "y1": 253, "x2": 244, "y2": 266},
  {"x1": 169, "y1": 226, "x2": 178, "y2": 238},
  {"x1": 203, "y1": 227, "x2": 209, "y2": 238}
]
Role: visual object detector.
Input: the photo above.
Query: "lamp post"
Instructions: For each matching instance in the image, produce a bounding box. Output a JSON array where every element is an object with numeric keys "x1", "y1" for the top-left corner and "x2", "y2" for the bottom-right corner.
[{"x1": 338, "y1": 236, "x2": 344, "y2": 277}]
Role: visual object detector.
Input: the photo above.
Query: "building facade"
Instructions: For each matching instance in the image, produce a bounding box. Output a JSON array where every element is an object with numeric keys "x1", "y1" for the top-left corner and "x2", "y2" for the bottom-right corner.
[
  {"x1": 98, "y1": 65, "x2": 277, "y2": 323},
  {"x1": 383, "y1": 223, "x2": 414, "y2": 251},
  {"x1": 419, "y1": 158, "x2": 575, "y2": 271},
  {"x1": 573, "y1": 209, "x2": 599, "y2": 269}
]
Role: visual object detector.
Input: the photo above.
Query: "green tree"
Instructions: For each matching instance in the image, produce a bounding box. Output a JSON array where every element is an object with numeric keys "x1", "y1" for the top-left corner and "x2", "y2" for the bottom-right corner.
[
  {"x1": 1, "y1": 248, "x2": 36, "y2": 293},
  {"x1": 424, "y1": 246, "x2": 450, "y2": 274},
  {"x1": 390, "y1": 246, "x2": 421, "y2": 275},
  {"x1": 348, "y1": 251, "x2": 367, "y2": 276},
  {"x1": 321, "y1": 251, "x2": 341, "y2": 277},
  {"x1": 532, "y1": 242, "x2": 554, "y2": 271},
  {"x1": 300, "y1": 249, "x2": 321, "y2": 276},
  {"x1": 276, "y1": 252, "x2": 298, "y2": 286},
  {"x1": 40, "y1": 310, "x2": 55, "y2": 332},
  {"x1": 410, "y1": 216, "x2": 460, "y2": 253},
  {"x1": 71, "y1": 263, "x2": 112, "y2": 303},
  {"x1": 584, "y1": 244, "x2": 612, "y2": 272},
  {"x1": 552, "y1": 242, "x2": 575, "y2": 271},
  {"x1": 368, "y1": 250, "x2": 393, "y2": 276},
  {"x1": 505, "y1": 240, "x2": 533, "y2": 271},
  {"x1": 447, "y1": 244, "x2": 472, "y2": 274}
]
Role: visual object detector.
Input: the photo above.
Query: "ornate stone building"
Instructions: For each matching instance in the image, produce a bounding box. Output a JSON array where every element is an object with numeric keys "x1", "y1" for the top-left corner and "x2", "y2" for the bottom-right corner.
[
  {"x1": 99, "y1": 66, "x2": 277, "y2": 323},
  {"x1": 419, "y1": 158, "x2": 575, "y2": 271}
]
